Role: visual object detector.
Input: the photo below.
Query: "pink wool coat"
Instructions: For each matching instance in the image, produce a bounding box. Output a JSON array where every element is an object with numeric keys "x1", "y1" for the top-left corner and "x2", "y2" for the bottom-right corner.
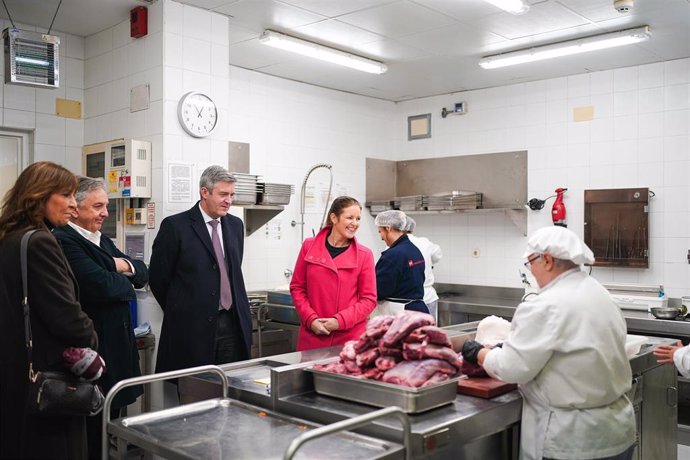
[{"x1": 290, "y1": 226, "x2": 377, "y2": 351}]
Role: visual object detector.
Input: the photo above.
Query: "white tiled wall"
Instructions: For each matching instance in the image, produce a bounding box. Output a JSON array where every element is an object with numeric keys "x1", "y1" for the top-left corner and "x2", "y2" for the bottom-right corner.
[
  {"x1": 396, "y1": 59, "x2": 690, "y2": 297},
  {"x1": 0, "y1": 20, "x2": 84, "y2": 171},
  {"x1": 226, "y1": 67, "x2": 397, "y2": 291},
  {"x1": 83, "y1": 1, "x2": 163, "y2": 147}
]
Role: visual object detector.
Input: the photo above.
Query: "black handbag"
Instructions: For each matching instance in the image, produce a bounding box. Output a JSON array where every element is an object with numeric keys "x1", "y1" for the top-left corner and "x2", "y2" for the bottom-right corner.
[{"x1": 21, "y1": 229, "x2": 105, "y2": 417}]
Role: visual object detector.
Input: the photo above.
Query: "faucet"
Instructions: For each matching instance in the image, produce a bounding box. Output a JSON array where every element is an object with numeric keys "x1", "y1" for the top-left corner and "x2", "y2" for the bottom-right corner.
[{"x1": 291, "y1": 163, "x2": 333, "y2": 241}]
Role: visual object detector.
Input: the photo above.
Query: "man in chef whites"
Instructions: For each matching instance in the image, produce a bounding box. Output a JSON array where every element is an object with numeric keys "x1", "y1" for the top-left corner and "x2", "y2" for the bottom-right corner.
[{"x1": 462, "y1": 226, "x2": 635, "y2": 460}]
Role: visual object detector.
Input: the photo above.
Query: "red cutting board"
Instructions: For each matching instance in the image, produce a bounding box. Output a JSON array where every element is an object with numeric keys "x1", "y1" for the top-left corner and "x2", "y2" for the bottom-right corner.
[{"x1": 457, "y1": 377, "x2": 517, "y2": 398}]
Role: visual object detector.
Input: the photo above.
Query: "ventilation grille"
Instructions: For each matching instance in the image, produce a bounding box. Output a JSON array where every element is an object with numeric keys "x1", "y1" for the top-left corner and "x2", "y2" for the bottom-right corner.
[
  {"x1": 136, "y1": 148, "x2": 147, "y2": 160},
  {"x1": 136, "y1": 176, "x2": 147, "y2": 187},
  {"x1": 3, "y1": 28, "x2": 59, "y2": 88}
]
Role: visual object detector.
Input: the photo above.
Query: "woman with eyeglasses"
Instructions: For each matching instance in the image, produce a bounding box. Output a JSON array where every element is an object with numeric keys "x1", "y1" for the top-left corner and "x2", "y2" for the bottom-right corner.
[{"x1": 462, "y1": 226, "x2": 635, "y2": 460}]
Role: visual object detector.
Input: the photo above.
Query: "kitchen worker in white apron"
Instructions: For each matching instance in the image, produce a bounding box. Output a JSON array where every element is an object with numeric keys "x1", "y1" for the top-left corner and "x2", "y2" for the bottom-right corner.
[{"x1": 462, "y1": 226, "x2": 635, "y2": 460}]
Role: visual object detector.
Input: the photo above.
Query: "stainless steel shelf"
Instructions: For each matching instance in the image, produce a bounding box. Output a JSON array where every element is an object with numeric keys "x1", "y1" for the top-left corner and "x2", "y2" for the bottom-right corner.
[
  {"x1": 238, "y1": 205, "x2": 285, "y2": 236},
  {"x1": 368, "y1": 207, "x2": 527, "y2": 235}
]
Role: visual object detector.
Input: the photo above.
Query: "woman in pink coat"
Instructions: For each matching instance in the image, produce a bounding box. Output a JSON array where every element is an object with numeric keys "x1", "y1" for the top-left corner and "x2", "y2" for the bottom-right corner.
[{"x1": 290, "y1": 196, "x2": 377, "y2": 351}]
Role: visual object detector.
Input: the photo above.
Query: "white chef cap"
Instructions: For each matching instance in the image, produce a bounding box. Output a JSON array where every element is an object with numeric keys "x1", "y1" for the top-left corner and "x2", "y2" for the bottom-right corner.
[
  {"x1": 374, "y1": 210, "x2": 407, "y2": 231},
  {"x1": 404, "y1": 217, "x2": 416, "y2": 233},
  {"x1": 522, "y1": 226, "x2": 595, "y2": 265}
]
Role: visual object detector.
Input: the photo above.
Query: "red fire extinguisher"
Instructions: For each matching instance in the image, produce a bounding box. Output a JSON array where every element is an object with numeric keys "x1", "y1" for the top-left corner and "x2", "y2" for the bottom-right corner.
[{"x1": 552, "y1": 187, "x2": 567, "y2": 227}]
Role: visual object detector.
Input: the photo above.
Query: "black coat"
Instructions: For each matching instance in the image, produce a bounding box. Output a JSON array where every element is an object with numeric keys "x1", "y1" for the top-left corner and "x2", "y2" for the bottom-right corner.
[
  {"x1": 54, "y1": 224, "x2": 148, "y2": 409},
  {"x1": 0, "y1": 229, "x2": 97, "y2": 459},
  {"x1": 149, "y1": 204, "x2": 252, "y2": 372}
]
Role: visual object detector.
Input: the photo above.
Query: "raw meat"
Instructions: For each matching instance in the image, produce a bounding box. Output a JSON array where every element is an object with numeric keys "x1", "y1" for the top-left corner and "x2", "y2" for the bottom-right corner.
[
  {"x1": 355, "y1": 347, "x2": 380, "y2": 368},
  {"x1": 378, "y1": 340, "x2": 404, "y2": 358},
  {"x1": 339, "y1": 340, "x2": 357, "y2": 361},
  {"x1": 382, "y1": 359, "x2": 456, "y2": 387},
  {"x1": 342, "y1": 359, "x2": 362, "y2": 375},
  {"x1": 313, "y1": 312, "x2": 460, "y2": 387},
  {"x1": 421, "y1": 372, "x2": 451, "y2": 387},
  {"x1": 353, "y1": 335, "x2": 374, "y2": 353},
  {"x1": 461, "y1": 359, "x2": 488, "y2": 378},
  {"x1": 313, "y1": 361, "x2": 349, "y2": 375},
  {"x1": 402, "y1": 342, "x2": 462, "y2": 368},
  {"x1": 366, "y1": 315, "x2": 396, "y2": 339},
  {"x1": 382, "y1": 312, "x2": 435, "y2": 347},
  {"x1": 375, "y1": 356, "x2": 400, "y2": 371},
  {"x1": 404, "y1": 326, "x2": 452, "y2": 347}
]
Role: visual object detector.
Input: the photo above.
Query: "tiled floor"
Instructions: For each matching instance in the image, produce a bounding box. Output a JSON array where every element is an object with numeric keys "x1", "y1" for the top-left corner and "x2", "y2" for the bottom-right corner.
[{"x1": 680, "y1": 443, "x2": 690, "y2": 460}]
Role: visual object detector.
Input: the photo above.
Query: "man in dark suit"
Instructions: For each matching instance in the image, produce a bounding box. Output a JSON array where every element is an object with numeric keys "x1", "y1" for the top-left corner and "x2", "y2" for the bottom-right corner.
[
  {"x1": 53, "y1": 176, "x2": 148, "y2": 458},
  {"x1": 149, "y1": 165, "x2": 252, "y2": 376}
]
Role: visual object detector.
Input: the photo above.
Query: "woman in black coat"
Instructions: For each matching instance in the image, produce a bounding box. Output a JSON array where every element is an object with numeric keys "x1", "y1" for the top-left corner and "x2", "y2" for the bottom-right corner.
[{"x1": 0, "y1": 162, "x2": 98, "y2": 460}]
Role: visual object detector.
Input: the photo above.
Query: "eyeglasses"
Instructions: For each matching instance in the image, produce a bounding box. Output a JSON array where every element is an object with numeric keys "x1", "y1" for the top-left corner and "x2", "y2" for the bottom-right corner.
[{"x1": 523, "y1": 254, "x2": 542, "y2": 270}]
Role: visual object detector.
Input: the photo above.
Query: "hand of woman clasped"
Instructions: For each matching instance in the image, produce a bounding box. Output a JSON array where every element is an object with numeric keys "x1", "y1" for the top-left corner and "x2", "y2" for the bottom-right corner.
[
  {"x1": 653, "y1": 340, "x2": 683, "y2": 364},
  {"x1": 310, "y1": 318, "x2": 340, "y2": 335}
]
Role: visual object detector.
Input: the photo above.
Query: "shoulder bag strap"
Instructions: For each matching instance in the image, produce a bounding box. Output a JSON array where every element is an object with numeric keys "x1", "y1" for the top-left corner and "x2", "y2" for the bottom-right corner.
[{"x1": 20, "y1": 229, "x2": 39, "y2": 381}]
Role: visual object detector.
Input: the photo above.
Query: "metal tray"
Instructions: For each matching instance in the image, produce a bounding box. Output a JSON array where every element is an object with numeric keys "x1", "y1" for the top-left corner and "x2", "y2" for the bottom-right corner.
[
  {"x1": 305, "y1": 364, "x2": 459, "y2": 414},
  {"x1": 266, "y1": 290, "x2": 294, "y2": 305},
  {"x1": 111, "y1": 398, "x2": 403, "y2": 459},
  {"x1": 261, "y1": 303, "x2": 301, "y2": 325}
]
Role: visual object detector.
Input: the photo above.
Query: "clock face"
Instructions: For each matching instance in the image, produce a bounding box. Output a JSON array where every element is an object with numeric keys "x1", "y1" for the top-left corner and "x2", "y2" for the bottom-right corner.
[{"x1": 177, "y1": 92, "x2": 218, "y2": 138}]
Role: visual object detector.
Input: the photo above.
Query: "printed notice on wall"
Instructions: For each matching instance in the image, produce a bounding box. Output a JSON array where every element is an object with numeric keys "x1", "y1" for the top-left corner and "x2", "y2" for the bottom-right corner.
[
  {"x1": 265, "y1": 219, "x2": 282, "y2": 240},
  {"x1": 168, "y1": 163, "x2": 192, "y2": 203}
]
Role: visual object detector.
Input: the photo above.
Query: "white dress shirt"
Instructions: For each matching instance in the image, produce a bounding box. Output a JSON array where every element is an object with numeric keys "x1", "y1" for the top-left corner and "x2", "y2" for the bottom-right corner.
[
  {"x1": 67, "y1": 221, "x2": 135, "y2": 275},
  {"x1": 198, "y1": 204, "x2": 226, "y2": 255}
]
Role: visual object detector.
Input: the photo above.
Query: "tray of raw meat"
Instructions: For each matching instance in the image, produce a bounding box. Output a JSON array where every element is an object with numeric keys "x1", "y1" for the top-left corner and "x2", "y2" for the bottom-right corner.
[{"x1": 306, "y1": 312, "x2": 462, "y2": 413}]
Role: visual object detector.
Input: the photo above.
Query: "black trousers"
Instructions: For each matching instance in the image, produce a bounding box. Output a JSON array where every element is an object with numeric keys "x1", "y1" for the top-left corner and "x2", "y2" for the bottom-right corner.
[
  {"x1": 86, "y1": 407, "x2": 119, "y2": 459},
  {"x1": 215, "y1": 308, "x2": 247, "y2": 364}
]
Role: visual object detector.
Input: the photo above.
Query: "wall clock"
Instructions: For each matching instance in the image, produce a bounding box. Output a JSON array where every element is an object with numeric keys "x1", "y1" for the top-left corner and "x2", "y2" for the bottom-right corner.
[{"x1": 177, "y1": 91, "x2": 218, "y2": 138}]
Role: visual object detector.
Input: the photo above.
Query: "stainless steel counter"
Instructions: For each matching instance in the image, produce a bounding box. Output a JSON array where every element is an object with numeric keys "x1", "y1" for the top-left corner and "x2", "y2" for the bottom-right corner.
[
  {"x1": 438, "y1": 294, "x2": 690, "y2": 338},
  {"x1": 178, "y1": 343, "x2": 522, "y2": 459}
]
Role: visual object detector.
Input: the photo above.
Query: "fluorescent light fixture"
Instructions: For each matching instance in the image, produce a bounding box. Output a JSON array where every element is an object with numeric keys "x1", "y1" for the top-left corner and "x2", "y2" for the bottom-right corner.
[
  {"x1": 15, "y1": 56, "x2": 50, "y2": 66},
  {"x1": 483, "y1": 0, "x2": 529, "y2": 15},
  {"x1": 259, "y1": 29, "x2": 387, "y2": 74},
  {"x1": 479, "y1": 26, "x2": 651, "y2": 69}
]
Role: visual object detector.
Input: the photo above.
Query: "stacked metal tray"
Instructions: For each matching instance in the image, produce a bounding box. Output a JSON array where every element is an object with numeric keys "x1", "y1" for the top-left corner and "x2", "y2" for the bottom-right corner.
[
  {"x1": 230, "y1": 172, "x2": 260, "y2": 205},
  {"x1": 392, "y1": 192, "x2": 482, "y2": 211},
  {"x1": 393, "y1": 195, "x2": 423, "y2": 211},
  {"x1": 365, "y1": 200, "x2": 393, "y2": 214},
  {"x1": 305, "y1": 363, "x2": 459, "y2": 414},
  {"x1": 258, "y1": 182, "x2": 294, "y2": 205}
]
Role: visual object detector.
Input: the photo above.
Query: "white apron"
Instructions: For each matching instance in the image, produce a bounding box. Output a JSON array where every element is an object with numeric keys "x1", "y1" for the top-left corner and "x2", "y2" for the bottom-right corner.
[
  {"x1": 520, "y1": 385, "x2": 635, "y2": 460},
  {"x1": 370, "y1": 298, "x2": 419, "y2": 317}
]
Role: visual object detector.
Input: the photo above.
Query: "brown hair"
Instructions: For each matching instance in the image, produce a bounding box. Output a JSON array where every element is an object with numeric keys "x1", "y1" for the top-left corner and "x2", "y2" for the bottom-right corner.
[
  {"x1": 326, "y1": 196, "x2": 361, "y2": 226},
  {"x1": 0, "y1": 161, "x2": 78, "y2": 240}
]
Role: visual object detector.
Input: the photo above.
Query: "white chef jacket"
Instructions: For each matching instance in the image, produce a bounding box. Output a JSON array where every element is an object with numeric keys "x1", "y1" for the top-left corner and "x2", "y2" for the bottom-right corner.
[
  {"x1": 407, "y1": 234, "x2": 442, "y2": 304},
  {"x1": 483, "y1": 268, "x2": 635, "y2": 460},
  {"x1": 674, "y1": 345, "x2": 690, "y2": 377}
]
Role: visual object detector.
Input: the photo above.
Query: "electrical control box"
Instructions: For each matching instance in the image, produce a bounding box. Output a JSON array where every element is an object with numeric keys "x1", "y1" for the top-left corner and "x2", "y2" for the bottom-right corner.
[{"x1": 82, "y1": 139, "x2": 152, "y2": 199}]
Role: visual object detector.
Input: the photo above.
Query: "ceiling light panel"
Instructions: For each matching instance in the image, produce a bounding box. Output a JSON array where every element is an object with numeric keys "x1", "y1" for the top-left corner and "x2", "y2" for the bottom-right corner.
[
  {"x1": 260, "y1": 30, "x2": 387, "y2": 74},
  {"x1": 479, "y1": 26, "x2": 651, "y2": 69},
  {"x1": 483, "y1": 0, "x2": 530, "y2": 15}
]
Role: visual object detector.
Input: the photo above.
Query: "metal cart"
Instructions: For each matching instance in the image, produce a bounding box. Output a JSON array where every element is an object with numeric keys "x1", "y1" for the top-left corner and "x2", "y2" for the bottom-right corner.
[{"x1": 103, "y1": 365, "x2": 410, "y2": 459}]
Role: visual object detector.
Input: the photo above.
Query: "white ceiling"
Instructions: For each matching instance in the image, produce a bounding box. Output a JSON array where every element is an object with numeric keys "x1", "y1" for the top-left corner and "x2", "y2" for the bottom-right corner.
[{"x1": 1, "y1": 0, "x2": 689, "y2": 102}]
